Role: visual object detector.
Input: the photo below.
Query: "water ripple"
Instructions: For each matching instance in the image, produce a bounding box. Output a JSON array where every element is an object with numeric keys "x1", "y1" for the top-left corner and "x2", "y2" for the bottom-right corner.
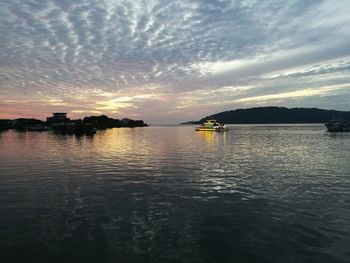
[{"x1": 0, "y1": 125, "x2": 350, "y2": 262}]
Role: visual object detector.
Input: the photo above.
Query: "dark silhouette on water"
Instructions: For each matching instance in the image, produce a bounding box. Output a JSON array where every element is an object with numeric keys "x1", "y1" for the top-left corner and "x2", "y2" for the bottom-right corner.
[
  {"x1": 182, "y1": 107, "x2": 350, "y2": 124},
  {"x1": 1, "y1": 118, "x2": 45, "y2": 131},
  {"x1": 325, "y1": 119, "x2": 350, "y2": 132},
  {"x1": 0, "y1": 119, "x2": 10, "y2": 131},
  {"x1": 0, "y1": 113, "x2": 148, "y2": 135},
  {"x1": 83, "y1": 115, "x2": 148, "y2": 129}
]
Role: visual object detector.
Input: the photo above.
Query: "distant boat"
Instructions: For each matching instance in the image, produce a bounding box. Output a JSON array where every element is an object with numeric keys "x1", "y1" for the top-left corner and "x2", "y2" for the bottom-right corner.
[
  {"x1": 195, "y1": 119, "x2": 229, "y2": 132},
  {"x1": 325, "y1": 120, "x2": 350, "y2": 132}
]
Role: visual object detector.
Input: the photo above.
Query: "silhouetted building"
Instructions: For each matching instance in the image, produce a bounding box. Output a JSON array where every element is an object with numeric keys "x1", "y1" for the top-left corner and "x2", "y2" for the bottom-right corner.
[{"x1": 46, "y1": 113, "x2": 70, "y2": 125}]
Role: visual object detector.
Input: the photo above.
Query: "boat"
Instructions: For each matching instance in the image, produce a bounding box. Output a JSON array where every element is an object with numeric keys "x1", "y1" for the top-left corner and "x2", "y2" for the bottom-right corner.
[
  {"x1": 195, "y1": 119, "x2": 229, "y2": 132},
  {"x1": 325, "y1": 120, "x2": 350, "y2": 132}
]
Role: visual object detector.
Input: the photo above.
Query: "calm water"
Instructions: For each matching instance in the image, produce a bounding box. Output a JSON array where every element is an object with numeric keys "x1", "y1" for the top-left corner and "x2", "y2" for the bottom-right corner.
[{"x1": 0, "y1": 125, "x2": 349, "y2": 263}]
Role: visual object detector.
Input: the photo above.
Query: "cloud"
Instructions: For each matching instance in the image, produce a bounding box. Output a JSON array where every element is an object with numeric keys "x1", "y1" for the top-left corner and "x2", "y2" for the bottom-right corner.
[
  {"x1": 236, "y1": 84, "x2": 350, "y2": 103},
  {"x1": 0, "y1": 0, "x2": 350, "y2": 123}
]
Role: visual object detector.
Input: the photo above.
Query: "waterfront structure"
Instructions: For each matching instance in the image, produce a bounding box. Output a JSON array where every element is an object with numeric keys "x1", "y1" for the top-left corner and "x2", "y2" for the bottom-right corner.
[{"x1": 46, "y1": 113, "x2": 70, "y2": 124}]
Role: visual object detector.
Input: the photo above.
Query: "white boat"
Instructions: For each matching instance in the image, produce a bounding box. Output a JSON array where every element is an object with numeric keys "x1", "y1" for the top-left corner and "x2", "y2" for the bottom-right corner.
[{"x1": 195, "y1": 119, "x2": 229, "y2": 132}]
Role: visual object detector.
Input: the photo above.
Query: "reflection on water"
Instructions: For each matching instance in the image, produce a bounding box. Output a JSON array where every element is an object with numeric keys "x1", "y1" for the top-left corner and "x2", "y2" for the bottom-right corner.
[
  {"x1": 0, "y1": 125, "x2": 350, "y2": 263},
  {"x1": 197, "y1": 130, "x2": 216, "y2": 142},
  {"x1": 196, "y1": 131, "x2": 228, "y2": 147}
]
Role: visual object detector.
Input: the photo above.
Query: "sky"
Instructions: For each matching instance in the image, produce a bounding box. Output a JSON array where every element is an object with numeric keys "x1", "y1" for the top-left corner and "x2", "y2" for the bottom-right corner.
[{"x1": 1, "y1": 0, "x2": 350, "y2": 124}]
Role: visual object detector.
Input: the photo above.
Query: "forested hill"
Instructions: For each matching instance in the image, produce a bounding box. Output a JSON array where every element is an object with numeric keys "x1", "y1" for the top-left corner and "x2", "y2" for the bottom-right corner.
[{"x1": 197, "y1": 107, "x2": 350, "y2": 124}]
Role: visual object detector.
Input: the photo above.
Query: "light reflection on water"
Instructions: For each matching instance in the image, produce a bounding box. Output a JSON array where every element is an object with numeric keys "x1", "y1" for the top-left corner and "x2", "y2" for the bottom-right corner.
[{"x1": 0, "y1": 125, "x2": 350, "y2": 262}]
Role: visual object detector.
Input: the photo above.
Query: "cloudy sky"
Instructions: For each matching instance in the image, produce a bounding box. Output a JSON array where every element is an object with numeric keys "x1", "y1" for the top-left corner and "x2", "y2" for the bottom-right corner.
[{"x1": 1, "y1": 0, "x2": 350, "y2": 124}]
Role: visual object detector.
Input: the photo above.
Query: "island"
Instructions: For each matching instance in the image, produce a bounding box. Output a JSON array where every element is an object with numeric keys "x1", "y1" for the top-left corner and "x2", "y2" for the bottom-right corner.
[
  {"x1": 182, "y1": 107, "x2": 350, "y2": 124},
  {"x1": 0, "y1": 113, "x2": 148, "y2": 134}
]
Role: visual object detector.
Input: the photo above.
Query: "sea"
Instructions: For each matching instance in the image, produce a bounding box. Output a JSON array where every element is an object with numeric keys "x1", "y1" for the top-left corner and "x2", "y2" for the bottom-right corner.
[{"x1": 0, "y1": 125, "x2": 349, "y2": 263}]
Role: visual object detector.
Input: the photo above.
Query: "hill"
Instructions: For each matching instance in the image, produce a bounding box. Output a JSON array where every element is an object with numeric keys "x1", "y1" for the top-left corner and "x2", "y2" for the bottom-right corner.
[
  {"x1": 196, "y1": 107, "x2": 350, "y2": 124},
  {"x1": 180, "y1": 120, "x2": 197, "y2": 125}
]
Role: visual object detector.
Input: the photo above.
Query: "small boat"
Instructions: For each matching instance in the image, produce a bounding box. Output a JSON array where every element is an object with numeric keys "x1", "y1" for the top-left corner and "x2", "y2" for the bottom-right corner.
[
  {"x1": 325, "y1": 120, "x2": 350, "y2": 132},
  {"x1": 195, "y1": 119, "x2": 229, "y2": 132}
]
